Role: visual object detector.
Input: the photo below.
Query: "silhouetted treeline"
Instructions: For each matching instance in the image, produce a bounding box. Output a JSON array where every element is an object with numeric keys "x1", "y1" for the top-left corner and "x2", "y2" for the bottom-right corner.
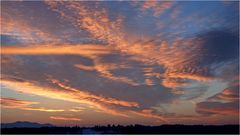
[{"x1": 1, "y1": 124, "x2": 239, "y2": 134}]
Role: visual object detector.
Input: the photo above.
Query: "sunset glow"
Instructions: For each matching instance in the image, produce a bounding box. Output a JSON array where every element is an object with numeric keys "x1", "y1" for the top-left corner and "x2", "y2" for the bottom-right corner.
[{"x1": 1, "y1": 1, "x2": 239, "y2": 127}]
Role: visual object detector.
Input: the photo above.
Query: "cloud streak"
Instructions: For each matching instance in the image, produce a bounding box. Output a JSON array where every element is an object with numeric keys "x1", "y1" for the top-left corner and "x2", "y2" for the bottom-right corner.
[
  {"x1": 50, "y1": 116, "x2": 81, "y2": 121},
  {"x1": 1, "y1": 44, "x2": 113, "y2": 58},
  {"x1": 1, "y1": 97, "x2": 64, "y2": 112},
  {"x1": 22, "y1": 107, "x2": 64, "y2": 112},
  {"x1": 1, "y1": 78, "x2": 169, "y2": 122},
  {"x1": 1, "y1": 97, "x2": 37, "y2": 108},
  {"x1": 196, "y1": 101, "x2": 239, "y2": 115},
  {"x1": 196, "y1": 82, "x2": 239, "y2": 115},
  {"x1": 1, "y1": 78, "x2": 138, "y2": 117},
  {"x1": 137, "y1": 1, "x2": 173, "y2": 16}
]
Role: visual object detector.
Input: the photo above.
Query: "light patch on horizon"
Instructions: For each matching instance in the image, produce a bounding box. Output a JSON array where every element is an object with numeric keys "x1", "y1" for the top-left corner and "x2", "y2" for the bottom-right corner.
[{"x1": 50, "y1": 116, "x2": 81, "y2": 121}]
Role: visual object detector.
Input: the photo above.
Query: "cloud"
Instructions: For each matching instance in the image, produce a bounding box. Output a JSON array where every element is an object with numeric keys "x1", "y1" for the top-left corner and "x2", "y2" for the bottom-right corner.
[
  {"x1": 196, "y1": 101, "x2": 239, "y2": 115},
  {"x1": 196, "y1": 82, "x2": 239, "y2": 115},
  {"x1": 45, "y1": 1, "x2": 126, "y2": 46},
  {"x1": 1, "y1": 78, "x2": 170, "y2": 122},
  {"x1": 129, "y1": 30, "x2": 238, "y2": 89},
  {"x1": 133, "y1": 1, "x2": 173, "y2": 16},
  {"x1": 0, "y1": 97, "x2": 64, "y2": 112},
  {"x1": 75, "y1": 60, "x2": 139, "y2": 86},
  {"x1": 1, "y1": 12, "x2": 60, "y2": 44},
  {"x1": 113, "y1": 36, "x2": 216, "y2": 90},
  {"x1": 69, "y1": 107, "x2": 85, "y2": 112},
  {"x1": 50, "y1": 116, "x2": 81, "y2": 121},
  {"x1": 1, "y1": 1, "x2": 239, "y2": 125},
  {"x1": 22, "y1": 107, "x2": 64, "y2": 112},
  {"x1": 1, "y1": 44, "x2": 113, "y2": 58},
  {"x1": 130, "y1": 109, "x2": 168, "y2": 123},
  {"x1": 49, "y1": 78, "x2": 139, "y2": 108},
  {"x1": 208, "y1": 86, "x2": 239, "y2": 102},
  {"x1": 1, "y1": 78, "x2": 138, "y2": 117},
  {"x1": 1, "y1": 97, "x2": 37, "y2": 108},
  {"x1": 162, "y1": 78, "x2": 188, "y2": 88},
  {"x1": 3, "y1": 2, "x2": 237, "y2": 91},
  {"x1": 1, "y1": 45, "x2": 179, "y2": 116},
  {"x1": 74, "y1": 64, "x2": 95, "y2": 71}
]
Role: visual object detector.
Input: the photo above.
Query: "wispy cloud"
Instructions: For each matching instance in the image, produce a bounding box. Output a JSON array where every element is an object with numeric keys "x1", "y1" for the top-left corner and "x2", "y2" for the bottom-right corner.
[
  {"x1": 1, "y1": 97, "x2": 37, "y2": 108},
  {"x1": 133, "y1": 1, "x2": 173, "y2": 16},
  {"x1": 49, "y1": 78, "x2": 139, "y2": 108},
  {"x1": 208, "y1": 85, "x2": 239, "y2": 102},
  {"x1": 45, "y1": 1, "x2": 126, "y2": 46},
  {"x1": 75, "y1": 62, "x2": 139, "y2": 86},
  {"x1": 1, "y1": 78, "x2": 170, "y2": 122},
  {"x1": 196, "y1": 82, "x2": 239, "y2": 115},
  {"x1": 1, "y1": 13, "x2": 60, "y2": 44},
  {"x1": 196, "y1": 101, "x2": 239, "y2": 115},
  {"x1": 69, "y1": 107, "x2": 85, "y2": 112},
  {"x1": 1, "y1": 97, "x2": 64, "y2": 112},
  {"x1": 22, "y1": 107, "x2": 64, "y2": 112},
  {"x1": 1, "y1": 78, "x2": 138, "y2": 117},
  {"x1": 50, "y1": 116, "x2": 81, "y2": 121}
]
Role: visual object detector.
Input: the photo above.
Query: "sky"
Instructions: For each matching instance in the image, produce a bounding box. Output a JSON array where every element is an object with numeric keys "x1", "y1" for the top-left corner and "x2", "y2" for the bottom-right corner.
[{"x1": 0, "y1": 1, "x2": 239, "y2": 126}]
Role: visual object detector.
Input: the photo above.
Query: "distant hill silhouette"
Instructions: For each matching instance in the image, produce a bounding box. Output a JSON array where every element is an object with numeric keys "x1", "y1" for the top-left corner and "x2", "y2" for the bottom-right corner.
[
  {"x1": 1, "y1": 122, "x2": 239, "y2": 134},
  {"x1": 1, "y1": 121, "x2": 54, "y2": 128}
]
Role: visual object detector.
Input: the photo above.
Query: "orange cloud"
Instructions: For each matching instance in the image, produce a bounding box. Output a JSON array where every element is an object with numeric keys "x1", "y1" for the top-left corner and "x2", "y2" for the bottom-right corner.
[
  {"x1": 74, "y1": 64, "x2": 95, "y2": 71},
  {"x1": 130, "y1": 109, "x2": 168, "y2": 123},
  {"x1": 49, "y1": 78, "x2": 139, "y2": 108},
  {"x1": 131, "y1": 1, "x2": 173, "y2": 17},
  {"x1": 126, "y1": 39, "x2": 217, "y2": 88},
  {"x1": 50, "y1": 116, "x2": 81, "y2": 121},
  {"x1": 196, "y1": 101, "x2": 239, "y2": 115},
  {"x1": 142, "y1": 67, "x2": 161, "y2": 86},
  {"x1": 3, "y1": 1, "x2": 216, "y2": 89},
  {"x1": 1, "y1": 97, "x2": 64, "y2": 112},
  {"x1": 142, "y1": 67, "x2": 161, "y2": 78},
  {"x1": 1, "y1": 97, "x2": 37, "y2": 108},
  {"x1": 1, "y1": 14, "x2": 59, "y2": 44},
  {"x1": 208, "y1": 87, "x2": 239, "y2": 102},
  {"x1": 75, "y1": 61, "x2": 139, "y2": 86},
  {"x1": 92, "y1": 63, "x2": 137, "y2": 86},
  {"x1": 1, "y1": 44, "x2": 139, "y2": 86},
  {"x1": 1, "y1": 78, "x2": 138, "y2": 117},
  {"x1": 196, "y1": 81, "x2": 239, "y2": 116},
  {"x1": 45, "y1": 1, "x2": 126, "y2": 46},
  {"x1": 141, "y1": 1, "x2": 173, "y2": 16},
  {"x1": 43, "y1": 1, "x2": 228, "y2": 93},
  {"x1": 165, "y1": 72, "x2": 214, "y2": 82},
  {"x1": 1, "y1": 44, "x2": 113, "y2": 58},
  {"x1": 69, "y1": 107, "x2": 85, "y2": 112},
  {"x1": 1, "y1": 35, "x2": 215, "y2": 89},
  {"x1": 144, "y1": 78, "x2": 155, "y2": 86},
  {"x1": 1, "y1": 78, "x2": 170, "y2": 122},
  {"x1": 162, "y1": 78, "x2": 188, "y2": 88},
  {"x1": 22, "y1": 107, "x2": 64, "y2": 112}
]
